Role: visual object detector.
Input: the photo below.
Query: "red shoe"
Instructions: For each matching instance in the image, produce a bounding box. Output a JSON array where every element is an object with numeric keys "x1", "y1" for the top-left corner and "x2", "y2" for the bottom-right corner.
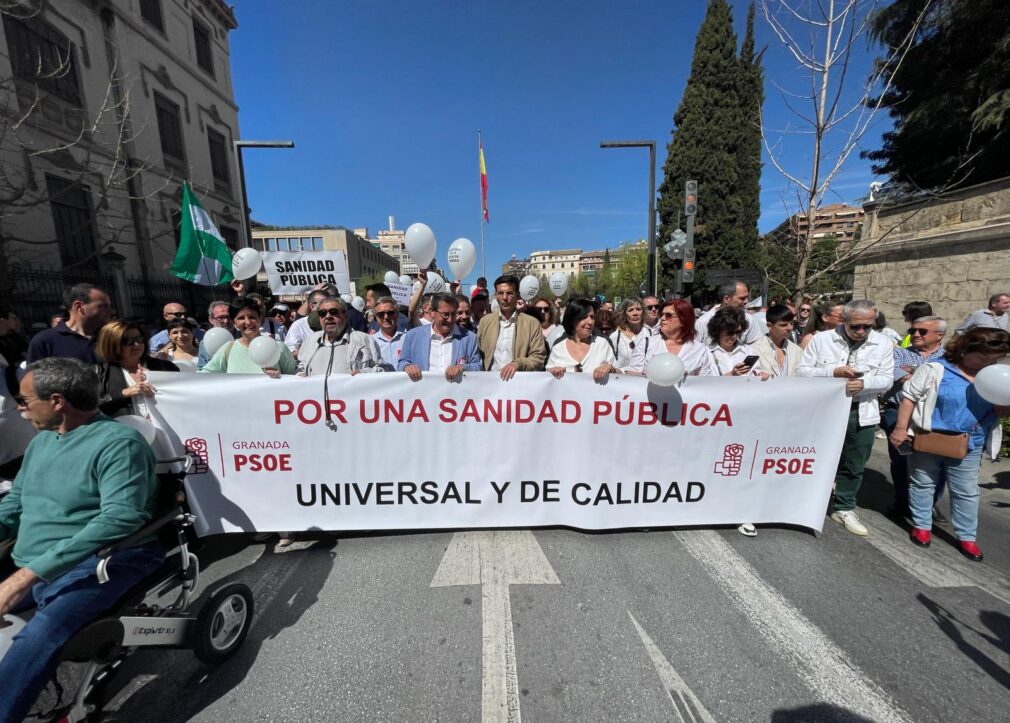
[
  {"x1": 909, "y1": 528, "x2": 931, "y2": 547},
  {"x1": 958, "y1": 540, "x2": 984, "y2": 561}
]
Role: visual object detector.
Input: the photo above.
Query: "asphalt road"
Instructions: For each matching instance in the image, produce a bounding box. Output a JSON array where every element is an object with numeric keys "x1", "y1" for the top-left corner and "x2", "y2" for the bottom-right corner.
[{"x1": 30, "y1": 439, "x2": 1010, "y2": 722}]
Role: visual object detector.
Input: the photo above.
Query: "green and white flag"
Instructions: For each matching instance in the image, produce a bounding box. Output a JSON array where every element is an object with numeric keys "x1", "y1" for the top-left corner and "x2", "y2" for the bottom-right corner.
[{"x1": 170, "y1": 182, "x2": 234, "y2": 286}]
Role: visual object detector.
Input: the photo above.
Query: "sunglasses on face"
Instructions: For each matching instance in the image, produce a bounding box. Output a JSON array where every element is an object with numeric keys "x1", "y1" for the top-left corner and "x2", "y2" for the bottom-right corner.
[
  {"x1": 535, "y1": 306, "x2": 550, "y2": 312},
  {"x1": 661, "y1": 312, "x2": 677, "y2": 320},
  {"x1": 645, "y1": 305, "x2": 659, "y2": 311},
  {"x1": 318, "y1": 309, "x2": 345, "y2": 318},
  {"x1": 847, "y1": 324, "x2": 874, "y2": 331},
  {"x1": 212, "y1": 315, "x2": 230, "y2": 322},
  {"x1": 123, "y1": 335, "x2": 145, "y2": 346},
  {"x1": 908, "y1": 327, "x2": 938, "y2": 336},
  {"x1": 800, "y1": 307, "x2": 811, "y2": 312},
  {"x1": 375, "y1": 310, "x2": 397, "y2": 319}
]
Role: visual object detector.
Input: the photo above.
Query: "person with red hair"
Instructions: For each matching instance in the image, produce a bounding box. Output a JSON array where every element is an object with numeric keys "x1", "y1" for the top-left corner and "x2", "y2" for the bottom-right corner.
[{"x1": 627, "y1": 298, "x2": 715, "y2": 376}]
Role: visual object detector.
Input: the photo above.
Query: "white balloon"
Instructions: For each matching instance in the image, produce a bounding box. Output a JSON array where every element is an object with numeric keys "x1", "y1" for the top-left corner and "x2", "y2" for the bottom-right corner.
[
  {"x1": 399, "y1": 275, "x2": 412, "y2": 286},
  {"x1": 519, "y1": 275, "x2": 540, "y2": 301},
  {"x1": 117, "y1": 414, "x2": 158, "y2": 445},
  {"x1": 248, "y1": 335, "x2": 282, "y2": 368},
  {"x1": 203, "y1": 327, "x2": 233, "y2": 357},
  {"x1": 232, "y1": 248, "x2": 263, "y2": 281},
  {"x1": 974, "y1": 364, "x2": 1010, "y2": 405},
  {"x1": 384, "y1": 271, "x2": 400, "y2": 285},
  {"x1": 340, "y1": 293, "x2": 353, "y2": 304},
  {"x1": 447, "y1": 238, "x2": 476, "y2": 279},
  {"x1": 404, "y1": 222, "x2": 437, "y2": 268},
  {"x1": 549, "y1": 272, "x2": 569, "y2": 297},
  {"x1": 173, "y1": 359, "x2": 197, "y2": 373},
  {"x1": 424, "y1": 272, "x2": 446, "y2": 294},
  {"x1": 351, "y1": 295, "x2": 365, "y2": 312},
  {"x1": 646, "y1": 353, "x2": 686, "y2": 387}
]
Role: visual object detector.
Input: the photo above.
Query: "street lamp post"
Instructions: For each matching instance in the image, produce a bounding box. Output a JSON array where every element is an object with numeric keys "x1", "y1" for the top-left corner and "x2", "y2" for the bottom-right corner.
[
  {"x1": 233, "y1": 140, "x2": 295, "y2": 248},
  {"x1": 600, "y1": 140, "x2": 657, "y2": 297}
]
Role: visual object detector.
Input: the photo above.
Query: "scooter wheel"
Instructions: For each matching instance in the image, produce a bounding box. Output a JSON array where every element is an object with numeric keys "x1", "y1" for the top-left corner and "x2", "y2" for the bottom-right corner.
[{"x1": 192, "y1": 582, "x2": 253, "y2": 663}]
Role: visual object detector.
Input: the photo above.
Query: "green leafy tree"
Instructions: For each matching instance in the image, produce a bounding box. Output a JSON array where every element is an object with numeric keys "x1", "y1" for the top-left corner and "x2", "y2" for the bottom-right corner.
[
  {"x1": 658, "y1": 0, "x2": 754, "y2": 292},
  {"x1": 863, "y1": 0, "x2": 1010, "y2": 188},
  {"x1": 735, "y1": 3, "x2": 764, "y2": 257}
]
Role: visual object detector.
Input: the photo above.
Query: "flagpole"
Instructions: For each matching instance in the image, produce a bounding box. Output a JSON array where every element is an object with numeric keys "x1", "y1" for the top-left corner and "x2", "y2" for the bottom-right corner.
[{"x1": 478, "y1": 129, "x2": 486, "y2": 282}]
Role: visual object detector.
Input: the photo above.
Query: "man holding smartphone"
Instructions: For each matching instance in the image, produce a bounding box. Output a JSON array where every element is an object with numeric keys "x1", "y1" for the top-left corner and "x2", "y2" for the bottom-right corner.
[{"x1": 797, "y1": 300, "x2": 895, "y2": 535}]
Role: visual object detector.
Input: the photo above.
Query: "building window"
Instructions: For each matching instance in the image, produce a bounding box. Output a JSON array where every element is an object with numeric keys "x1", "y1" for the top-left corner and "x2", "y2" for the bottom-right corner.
[
  {"x1": 3, "y1": 14, "x2": 82, "y2": 106},
  {"x1": 313, "y1": 237, "x2": 323, "y2": 250},
  {"x1": 193, "y1": 18, "x2": 214, "y2": 76},
  {"x1": 154, "y1": 91, "x2": 186, "y2": 164},
  {"x1": 140, "y1": 0, "x2": 165, "y2": 32},
  {"x1": 46, "y1": 175, "x2": 98, "y2": 272},
  {"x1": 219, "y1": 225, "x2": 238, "y2": 250},
  {"x1": 252, "y1": 238, "x2": 266, "y2": 251},
  {"x1": 207, "y1": 127, "x2": 231, "y2": 190},
  {"x1": 265, "y1": 238, "x2": 276, "y2": 251}
]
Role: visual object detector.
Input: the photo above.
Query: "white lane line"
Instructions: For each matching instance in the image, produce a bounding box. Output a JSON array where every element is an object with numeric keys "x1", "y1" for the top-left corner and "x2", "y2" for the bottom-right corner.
[
  {"x1": 860, "y1": 514, "x2": 1010, "y2": 606},
  {"x1": 431, "y1": 531, "x2": 560, "y2": 723},
  {"x1": 675, "y1": 530, "x2": 911, "y2": 723},
  {"x1": 628, "y1": 612, "x2": 717, "y2": 723}
]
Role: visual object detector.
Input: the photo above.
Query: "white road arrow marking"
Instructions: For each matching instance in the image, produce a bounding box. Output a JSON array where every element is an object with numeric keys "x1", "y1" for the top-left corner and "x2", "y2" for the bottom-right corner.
[
  {"x1": 431, "y1": 531, "x2": 560, "y2": 723},
  {"x1": 628, "y1": 612, "x2": 717, "y2": 723}
]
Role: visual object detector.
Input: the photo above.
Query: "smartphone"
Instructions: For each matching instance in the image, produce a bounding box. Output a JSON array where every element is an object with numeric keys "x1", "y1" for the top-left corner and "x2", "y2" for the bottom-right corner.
[
  {"x1": 742, "y1": 355, "x2": 760, "y2": 368},
  {"x1": 897, "y1": 440, "x2": 912, "y2": 456},
  {"x1": 853, "y1": 371, "x2": 865, "y2": 378}
]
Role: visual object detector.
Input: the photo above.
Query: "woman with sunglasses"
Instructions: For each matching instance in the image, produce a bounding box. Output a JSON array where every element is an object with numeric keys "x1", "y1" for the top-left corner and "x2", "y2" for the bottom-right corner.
[
  {"x1": 707, "y1": 307, "x2": 766, "y2": 378},
  {"x1": 799, "y1": 301, "x2": 845, "y2": 349},
  {"x1": 532, "y1": 297, "x2": 564, "y2": 347},
  {"x1": 201, "y1": 298, "x2": 297, "y2": 377},
  {"x1": 95, "y1": 321, "x2": 178, "y2": 418},
  {"x1": 889, "y1": 328, "x2": 1010, "y2": 560},
  {"x1": 546, "y1": 298, "x2": 617, "y2": 380},
  {"x1": 627, "y1": 298, "x2": 716, "y2": 377}
]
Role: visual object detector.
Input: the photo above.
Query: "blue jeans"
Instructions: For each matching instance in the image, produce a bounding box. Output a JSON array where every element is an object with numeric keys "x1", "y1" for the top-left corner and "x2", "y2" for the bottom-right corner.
[
  {"x1": 880, "y1": 407, "x2": 946, "y2": 511},
  {"x1": 0, "y1": 545, "x2": 164, "y2": 722},
  {"x1": 908, "y1": 447, "x2": 982, "y2": 541}
]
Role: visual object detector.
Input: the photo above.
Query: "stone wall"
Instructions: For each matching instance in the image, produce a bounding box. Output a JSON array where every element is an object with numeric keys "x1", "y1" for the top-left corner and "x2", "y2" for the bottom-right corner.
[{"x1": 853, "y1": 177, "x2": 1010, "y2": 328}]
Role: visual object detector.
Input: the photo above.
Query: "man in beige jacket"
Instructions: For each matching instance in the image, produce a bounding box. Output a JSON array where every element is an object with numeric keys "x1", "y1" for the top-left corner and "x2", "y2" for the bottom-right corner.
[{"x1": 477, "y1": 275, "x2": 547, "y2": 379}]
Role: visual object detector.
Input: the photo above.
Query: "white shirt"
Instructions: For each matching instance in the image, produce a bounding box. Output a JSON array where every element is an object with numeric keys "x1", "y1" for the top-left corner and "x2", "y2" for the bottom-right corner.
[
  {"x1": 629, "y1": 337, "x2": 716, "y2": 376},
  {"x1": 429, "y1": 327, "x2": 454, "y2": 372},
  {"x1": 491, "y1": 312, "x2": 517, "y2": 371},
  {"x1": 547, "y1": 336, "x2": 616, "y2": 372},
  {"x1": 284, "y1": 316, "x2": 312, "y2": 352},
  {"x1": 708, "y1": 343, "x2": 758, "y2": 376},
  {"x1": 299, "y1": 333, "x2": 351, "y2": 376},
  {"x1": 795, "y1": 328, "x2": 895, "y2": 426},
  {"x1": 610, "y1": 327, "x2": 651, "y2": 371},
  {"x1": 543, "y1": 325, "x2": 564, "y2": 348},
  {"x1": 696, "y1": 305, "x2": 764, "y2": 346}
]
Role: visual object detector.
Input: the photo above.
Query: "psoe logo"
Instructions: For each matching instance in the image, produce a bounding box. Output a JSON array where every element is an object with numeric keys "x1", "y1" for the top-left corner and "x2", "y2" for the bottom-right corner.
[
  {"x1": 713, "y1": 443, "x2": 745, "y2": 476},
  {"x1": 184, "y1": 438, "x2": 210, "y2": 474}
]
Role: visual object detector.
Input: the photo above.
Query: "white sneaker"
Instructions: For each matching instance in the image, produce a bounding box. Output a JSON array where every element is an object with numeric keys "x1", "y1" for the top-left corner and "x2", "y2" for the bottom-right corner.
[
  {"x1": 830, "y1": 510, "x2": 868, "y2": 536},
  {"x1": 737, "y1": 523, "x2": 757, "y2": 537}
]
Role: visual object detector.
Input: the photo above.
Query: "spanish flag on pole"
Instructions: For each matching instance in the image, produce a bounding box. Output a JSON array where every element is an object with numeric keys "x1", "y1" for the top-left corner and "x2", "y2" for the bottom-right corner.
[{"x1": 479, "y1": 139, "x2": 489, "y2": 223}]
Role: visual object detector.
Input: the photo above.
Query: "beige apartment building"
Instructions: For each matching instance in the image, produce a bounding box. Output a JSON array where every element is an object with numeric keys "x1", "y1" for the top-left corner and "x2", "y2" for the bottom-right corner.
[
  {"x1": 1, "y1": 0, "x2": 243, "y2": 324},
  {"x1": 769, "y1": 203, "x2": 865, "y2": 245},
  {"x1": 251, "y1": 227, "x2": 399, "y2": 283},
  {"x1": 361, "y1": 217, "x2": 417, "y2": 276},
  {"x1": 530, "y1": 249, "x2": 581, "y2": 278}
]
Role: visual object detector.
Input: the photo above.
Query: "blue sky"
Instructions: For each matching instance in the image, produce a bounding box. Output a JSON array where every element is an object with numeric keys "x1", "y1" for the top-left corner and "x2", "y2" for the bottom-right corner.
[{"x1": 232, "y1": 0, "x2": 886, "y2": 283}]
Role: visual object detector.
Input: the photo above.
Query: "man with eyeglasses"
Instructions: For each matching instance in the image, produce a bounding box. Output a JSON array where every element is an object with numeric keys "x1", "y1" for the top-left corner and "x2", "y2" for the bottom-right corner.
[
  {"x1": 27, "y1": 283, "x2": 111, "y2": 364},
  {"x1": 797, "y1": 299, "x2": 895, "y2": 536},
  {"x1": 371, "y1": 297, "x2": 408, "y2": 368},
  {"x1": 880, "y1": 316, "x2": 948, "y2": 519},
  {"x1": 477, "y1": 275, "x2": 547, "y2": 380},
  {"x1": 794, "y1": 302, "x2": 813, "y2": 343},
  {"x1": 642, "y1": 295, "x2": 661, "y2": 335},
  {"x1": 398, "y1": 293, "x2": 480, "y2": 382},
  {"x1": 0, "y1": 358, "x2": 164, "y2": 722},
  {"x1": 297, "y1": 297, "x2": 386, "y2": 376},
  {"x1": 284, "y1": 289, "x2": 330, "y2": 354},
  {"x1": 195, "y1": 301, "x2": 237, "y2": 371}
]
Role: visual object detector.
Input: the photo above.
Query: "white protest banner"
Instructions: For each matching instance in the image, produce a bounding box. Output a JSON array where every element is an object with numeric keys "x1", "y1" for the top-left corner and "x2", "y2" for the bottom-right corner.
[
  {"x1": 387, "y1": 282, "x2": 411, "y2": 306},
  {"x1": 261, "y1": 250, "x2": 350, "y2": 295},
  {"x1": 147, "y1": 373, "x2": 849, "y2": 536}
]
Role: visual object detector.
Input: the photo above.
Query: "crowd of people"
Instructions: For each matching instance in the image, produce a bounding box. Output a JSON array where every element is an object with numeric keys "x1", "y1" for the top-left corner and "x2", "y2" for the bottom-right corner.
[{"x1": 1, "y1": 277, "x2": 1008, "y2": 720}]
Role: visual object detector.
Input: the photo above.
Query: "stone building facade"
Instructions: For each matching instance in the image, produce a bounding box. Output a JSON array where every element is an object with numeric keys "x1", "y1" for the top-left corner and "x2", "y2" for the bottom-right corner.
[
  {"x1": 0, "y1": 0, "x2": 241, "y2": 322},
  {"x1": 852, "y1": 177, "x2": 1010, "y2": 326}
]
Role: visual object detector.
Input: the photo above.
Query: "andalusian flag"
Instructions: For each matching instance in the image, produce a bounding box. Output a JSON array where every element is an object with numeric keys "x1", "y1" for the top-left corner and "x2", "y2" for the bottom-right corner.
[
  {"x1": 479, "y1": 140, "x2": 489, "y2": 223},
  {"x1": 170, "y1": 182, "x2": 234, "y2": 285}
]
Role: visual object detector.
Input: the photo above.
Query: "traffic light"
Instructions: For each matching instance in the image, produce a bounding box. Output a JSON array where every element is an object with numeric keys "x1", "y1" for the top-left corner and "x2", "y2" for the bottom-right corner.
[
  {"x1": 681, "y1": 248, "x2": 696, "y2": 283},
  {"x1": 684, "y1": 179, "x2": 697, "y2": 216}
]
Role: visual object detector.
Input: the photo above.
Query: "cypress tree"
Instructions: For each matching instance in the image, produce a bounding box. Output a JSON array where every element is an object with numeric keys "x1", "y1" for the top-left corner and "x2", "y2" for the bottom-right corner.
[
  {"x1": 658, "y1": 0, "x2": 750, "y2": 292},
  {"x1": 736, "y1": 2, "x2": 763, "y2": 254}
]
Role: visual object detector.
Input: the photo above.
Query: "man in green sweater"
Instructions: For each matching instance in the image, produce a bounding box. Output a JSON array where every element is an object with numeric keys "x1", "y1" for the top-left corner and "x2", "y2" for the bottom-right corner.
[{"x1": 0, "y1": 357, "x2": 164, "y2": 721}]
